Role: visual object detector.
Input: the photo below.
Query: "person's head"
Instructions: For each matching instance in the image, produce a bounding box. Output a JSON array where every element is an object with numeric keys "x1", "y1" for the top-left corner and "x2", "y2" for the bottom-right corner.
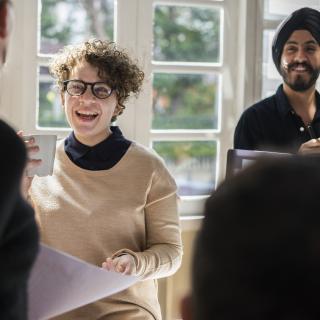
[
  {"x1": 181, "y1": 156, "x2": 320, "y2": 320},
  {"x1": 49, "y1": 39, "x2": 144, "y2": 146},
  {"x1": 272, "y1": 7, "x2": 320, "y2": 92},
  {"x1": 0, "y1": 0, "x2": 13, "y2": 67}
]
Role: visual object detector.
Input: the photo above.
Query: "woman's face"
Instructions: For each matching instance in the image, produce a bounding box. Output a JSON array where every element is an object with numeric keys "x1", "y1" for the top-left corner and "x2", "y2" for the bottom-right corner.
[{"x1": 61, "y1": 60, "x2": 119, "y2": 146}]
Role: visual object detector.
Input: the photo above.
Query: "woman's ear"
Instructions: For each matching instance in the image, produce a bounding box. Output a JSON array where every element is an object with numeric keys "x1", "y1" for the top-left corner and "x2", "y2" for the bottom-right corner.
[
  {"x1": 60, "y1": 92, "x2": 65, "y2": 108},
  {"x1": 112, "y1": 103, "x2": 122, "y2": 119}
]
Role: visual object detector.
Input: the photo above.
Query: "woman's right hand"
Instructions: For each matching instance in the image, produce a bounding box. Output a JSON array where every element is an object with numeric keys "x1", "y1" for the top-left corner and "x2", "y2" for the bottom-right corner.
[{"x1": 17, "y1": 131, "x2": 42, "y2": 201}]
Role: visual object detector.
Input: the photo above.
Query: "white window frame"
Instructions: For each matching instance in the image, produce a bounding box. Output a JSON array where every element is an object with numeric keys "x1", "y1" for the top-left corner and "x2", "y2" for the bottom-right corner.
[{"x1": 3, "y1": 0, "x2": 251, "y2": 221}]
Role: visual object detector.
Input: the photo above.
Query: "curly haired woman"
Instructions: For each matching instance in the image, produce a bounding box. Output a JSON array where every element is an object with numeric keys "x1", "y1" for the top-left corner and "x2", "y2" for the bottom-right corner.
[{"x1": 26, "y1": 39, "x2": 182, "y2": 320}]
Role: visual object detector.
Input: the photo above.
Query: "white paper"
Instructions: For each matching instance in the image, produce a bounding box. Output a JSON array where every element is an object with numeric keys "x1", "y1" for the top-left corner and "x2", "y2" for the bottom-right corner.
[{"x1": 28, "y1": 244, "x2": 138, "y2": 320}]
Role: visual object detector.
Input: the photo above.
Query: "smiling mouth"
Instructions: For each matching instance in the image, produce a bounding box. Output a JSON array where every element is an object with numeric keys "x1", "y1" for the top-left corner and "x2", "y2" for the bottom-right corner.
[
  {"x1": 292, "y1": 67, "x2": 308, "y2": 73},
  {"x1": 289, "y1": 63, "x2": 312, "y2": 74},
  {"x1": 76, "y1": 111, "x2": 99, "y2": 121}
]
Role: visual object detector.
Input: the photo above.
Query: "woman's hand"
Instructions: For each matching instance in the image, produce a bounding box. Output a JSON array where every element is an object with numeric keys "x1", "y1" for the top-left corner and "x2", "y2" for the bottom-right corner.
[
  {"x1": 17, "y1": 131, "x2": 41, "y2": 200},
  {"x1": 102, "y1": 254, "x2": 136, "y2": 275}
]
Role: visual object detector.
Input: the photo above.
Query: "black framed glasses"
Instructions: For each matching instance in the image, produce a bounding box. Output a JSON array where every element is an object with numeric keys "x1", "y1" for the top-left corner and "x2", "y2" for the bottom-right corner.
[{"x1": 63, "y1": 80, "x2": 113, "y2": 99}]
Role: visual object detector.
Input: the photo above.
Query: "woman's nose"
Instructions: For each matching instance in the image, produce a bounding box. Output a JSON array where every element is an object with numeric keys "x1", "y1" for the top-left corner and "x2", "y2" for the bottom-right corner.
[{"x1": 79, "y1": 85, "x2": 96, "y2": 101}]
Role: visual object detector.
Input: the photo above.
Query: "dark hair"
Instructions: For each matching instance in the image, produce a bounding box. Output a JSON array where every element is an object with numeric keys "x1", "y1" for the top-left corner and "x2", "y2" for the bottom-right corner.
[
  {"x1": 193, "y1": 155, "x2": 320, "y2": 319},
  {"x1": 0, "y1": 0, "x2": 11, "y2": 8}
]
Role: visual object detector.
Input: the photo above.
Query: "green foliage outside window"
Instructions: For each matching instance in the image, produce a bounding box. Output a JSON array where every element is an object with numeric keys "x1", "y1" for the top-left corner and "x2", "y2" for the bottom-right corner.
[
  {"x1": 39, "y1": 2, "x2": 220, "y2": 184},
  {"x1": 152, "y1": 73, "x2": 218, "y2": 129},
  {"x1": 153, "y1": 5, "x2": 220, "y2": 62}
]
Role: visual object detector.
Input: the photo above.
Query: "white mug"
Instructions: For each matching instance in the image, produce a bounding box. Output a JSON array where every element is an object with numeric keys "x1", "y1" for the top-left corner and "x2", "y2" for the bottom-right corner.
[{"x1": 23, "y1": 134, "x2": 57, "y2": 177}]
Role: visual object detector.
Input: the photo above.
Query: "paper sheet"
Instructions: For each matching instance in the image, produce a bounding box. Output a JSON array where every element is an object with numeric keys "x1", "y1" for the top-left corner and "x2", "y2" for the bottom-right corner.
[{"x1": 28, "y1": 243, "x2": 138, "y2": 320}]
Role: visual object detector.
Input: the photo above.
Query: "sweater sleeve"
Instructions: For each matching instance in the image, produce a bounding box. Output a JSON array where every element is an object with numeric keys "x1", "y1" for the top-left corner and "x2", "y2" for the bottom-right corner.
[{"x1": 113, "y1": 161, "x2": 183, "y2": 280}]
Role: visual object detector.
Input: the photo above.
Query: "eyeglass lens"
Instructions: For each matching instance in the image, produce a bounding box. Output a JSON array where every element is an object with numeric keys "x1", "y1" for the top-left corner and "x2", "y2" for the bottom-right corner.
[{"x1": 65, "y1": 80, "x2": 112, "y2": 99}]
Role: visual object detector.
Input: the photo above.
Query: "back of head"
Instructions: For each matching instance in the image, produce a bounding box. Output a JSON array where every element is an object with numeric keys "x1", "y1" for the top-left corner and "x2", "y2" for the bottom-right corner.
[
  {"x1": 193, "y1": 156, "x2": 320, "y2": 320},
  {"x1": 272, "y1": 7, "x2": 320, "y2": 73}
]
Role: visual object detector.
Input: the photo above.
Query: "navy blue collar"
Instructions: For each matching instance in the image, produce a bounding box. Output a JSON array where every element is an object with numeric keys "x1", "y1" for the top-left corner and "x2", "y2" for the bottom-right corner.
[{"x1": 64, "y1": 126, "x2": 131, "y2": 170}]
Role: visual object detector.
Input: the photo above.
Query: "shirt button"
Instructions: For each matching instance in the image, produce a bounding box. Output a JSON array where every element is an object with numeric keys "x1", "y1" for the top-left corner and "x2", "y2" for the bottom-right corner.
[{"x1": 300, "y1": 127, "x2": 305, "y2": 132}]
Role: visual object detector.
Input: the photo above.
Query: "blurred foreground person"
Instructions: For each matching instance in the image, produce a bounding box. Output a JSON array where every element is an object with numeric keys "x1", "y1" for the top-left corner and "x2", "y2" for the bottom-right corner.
[
  {"x1": 181, "y1": 155, "x2": 320, "y2": 320},
  {"x1": 0, "y1": 0, "x2": 39, "y2": 319}
]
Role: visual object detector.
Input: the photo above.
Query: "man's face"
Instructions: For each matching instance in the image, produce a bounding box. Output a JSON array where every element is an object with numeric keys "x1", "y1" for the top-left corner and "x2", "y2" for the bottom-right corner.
[{"x1": 280, "y1": 30, "x2": 320, "y2": 92}]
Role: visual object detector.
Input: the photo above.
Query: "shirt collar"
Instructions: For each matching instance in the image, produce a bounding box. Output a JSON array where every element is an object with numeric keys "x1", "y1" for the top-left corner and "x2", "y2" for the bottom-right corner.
[
  {"x1": 64, "y1": 126, "x2": 128, "y2": 162},
  {"x1": 276, "y1": 84, "x2": 320, "y2": 118},
  {"x1": 275, "y1": 84, "x2": 294, "y2": 117}
]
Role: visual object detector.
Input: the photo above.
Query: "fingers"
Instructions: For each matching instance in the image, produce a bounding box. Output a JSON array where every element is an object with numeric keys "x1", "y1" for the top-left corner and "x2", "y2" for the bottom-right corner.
[
  {"x1": 307, "y1": 138, "x2": 320, "y2": 147},
  {"x1": 20, "y1": 135, "x2": 42, "y2": 170},
  {"x1": 25, "y1": 141, "x2": 42, "y2": 172},
  {"x1": 123, "y1": 263, "x2": 132, "y2": 275},
  {"x1": 24, "y1": 136, "x2": 40, "y2": 154},
  {"x1": 298, "y1": 138, "x2": 320, "y2": 154},
  {"x1": 102, "y1": 257, "x2": 115, "y2": 271},
  {"x1": 105, "y1": 257, "x2": 126, "y2": 273},
  {"x1": 101, "y1": 255, "x2": 135, "y2": 275}
]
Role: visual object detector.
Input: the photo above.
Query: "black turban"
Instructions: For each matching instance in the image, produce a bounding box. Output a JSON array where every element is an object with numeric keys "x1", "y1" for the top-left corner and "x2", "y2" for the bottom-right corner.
[{"x1": 272, "y1": 7, "x2": 320, "y2": 73}]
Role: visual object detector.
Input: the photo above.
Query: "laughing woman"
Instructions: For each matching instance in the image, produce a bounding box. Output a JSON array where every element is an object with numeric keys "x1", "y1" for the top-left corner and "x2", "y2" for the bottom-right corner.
[{"x1": 27, "y1": 39, "x2": 182, "y2": 320}]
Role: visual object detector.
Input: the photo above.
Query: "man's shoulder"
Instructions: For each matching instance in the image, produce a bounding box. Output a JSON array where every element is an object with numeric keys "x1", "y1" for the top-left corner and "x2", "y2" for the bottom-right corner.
[
  {"x1": 247, "y1": 94, "x2": 277, "y2": 112},
  {"x1": 0, "y1": 120, "x2": 21, "y2": 143},
  {"x1": 0, "y1": 119, "x2": 26, "y2": 171},
  {"x1": 0, "y1": 119, "x2": 16, "y2": 136}
]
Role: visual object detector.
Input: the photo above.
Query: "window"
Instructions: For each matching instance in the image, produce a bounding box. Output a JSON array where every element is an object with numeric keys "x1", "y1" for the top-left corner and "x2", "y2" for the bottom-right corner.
[
  {"x1": 39, "y1": 0, "x2": 114, "y2": 129},
  {"x1": 4, "y1": 0, "x2": 246, "y2": 217},
  {"x1": 152, "y1": 3, "x2": 222, "y2": 199}
]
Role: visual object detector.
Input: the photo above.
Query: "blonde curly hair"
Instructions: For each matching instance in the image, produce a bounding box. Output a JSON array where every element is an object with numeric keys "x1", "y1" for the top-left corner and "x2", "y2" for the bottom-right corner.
[{"x1": 49, "y1": 39, "x2": 145, "y2": 121}]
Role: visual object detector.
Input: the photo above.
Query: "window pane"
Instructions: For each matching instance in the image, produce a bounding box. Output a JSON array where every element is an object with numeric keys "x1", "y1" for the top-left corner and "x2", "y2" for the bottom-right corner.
[
  {"x1": 153, "y1": 5, "x2": 221, "y2": 63},
  {"x1": 262, "y1": 30, "x2": 281, "y2": 98},
  {"x1": 38, "y1": 66, "x2": 68, "y2": 128},
  {"x1": 153, "y1": 141, "x2": 216, "y2": 196},
  {"x1": 40, "y1": 0, "x2": 114, "y2": 54},
  {"x1": 152, "y1": 73, "x2": 219, "y2": 129},
  {"x1": 264, "y1": 0, "x2": 320, "y2": 19}
]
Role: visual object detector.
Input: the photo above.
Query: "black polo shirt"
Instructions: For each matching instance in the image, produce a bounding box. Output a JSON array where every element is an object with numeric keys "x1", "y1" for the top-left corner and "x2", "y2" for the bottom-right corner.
[
  {"x1": 64, "y1": 126, "x2": 131, "y2": 170},
  {"x1": 234, "y1": 85, "x2": 320, "y2": 153}
]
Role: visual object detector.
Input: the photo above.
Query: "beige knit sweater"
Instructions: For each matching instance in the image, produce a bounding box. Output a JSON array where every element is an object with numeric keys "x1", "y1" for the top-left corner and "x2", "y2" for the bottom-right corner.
[{"x1": 30, "y1": 140, "x2": 182, "y2": 320}]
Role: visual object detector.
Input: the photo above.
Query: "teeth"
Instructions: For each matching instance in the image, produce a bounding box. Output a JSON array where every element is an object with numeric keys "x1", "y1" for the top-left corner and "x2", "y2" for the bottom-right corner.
[{"x1": 76, "y1": 111, "x2": 98, "y2": 116}]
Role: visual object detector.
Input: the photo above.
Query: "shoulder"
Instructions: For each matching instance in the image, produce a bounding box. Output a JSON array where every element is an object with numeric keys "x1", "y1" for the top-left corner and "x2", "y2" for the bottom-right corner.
[
  {"x1": 0, "y1": 120, "x2": 22, "y2": 145},
  {"x1": 129, "y1": 141, "x2": 166, "y2": 166},
  {"x1": 241, "y1": 94, "x2": 277, "y2": 118},
  {"x1": 0, "y1": 120, "x2": 27, "y2": 175},
  {"x1": 128, "y1": 142, "x2": 175, "y2": 183}
]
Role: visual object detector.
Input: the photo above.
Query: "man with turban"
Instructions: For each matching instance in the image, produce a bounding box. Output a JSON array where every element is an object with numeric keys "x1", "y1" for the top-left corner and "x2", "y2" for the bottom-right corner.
[{"x1": 234, "y1": 7, "x2": 320, "y2": 154}]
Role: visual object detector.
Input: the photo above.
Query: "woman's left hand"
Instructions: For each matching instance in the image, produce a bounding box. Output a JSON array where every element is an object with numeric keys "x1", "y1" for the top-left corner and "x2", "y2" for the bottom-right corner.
[{"x1": 102, "y1": 254, "x2": 136, "y2": 275}]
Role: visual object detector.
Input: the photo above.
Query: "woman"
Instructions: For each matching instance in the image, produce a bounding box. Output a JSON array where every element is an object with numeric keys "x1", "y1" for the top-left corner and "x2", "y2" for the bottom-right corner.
[{"x1": 27, "y1": 39, "x2": 182, "y2": 320}]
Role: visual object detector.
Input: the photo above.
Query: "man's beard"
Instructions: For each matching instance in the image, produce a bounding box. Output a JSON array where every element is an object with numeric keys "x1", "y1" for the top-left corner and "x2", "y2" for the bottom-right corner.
[{"x1": 280, "y1": 62, "x2": 320, "y2": 92}]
